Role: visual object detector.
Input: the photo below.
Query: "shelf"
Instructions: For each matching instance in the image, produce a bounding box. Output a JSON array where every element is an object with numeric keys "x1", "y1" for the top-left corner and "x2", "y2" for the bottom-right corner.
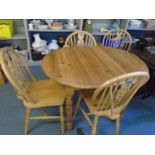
[
  {"x1": 127, "y1": 27, "x2": 155, "y2": 31},
  {"x1": 92, "y1": 30, "x2": 108, "y2": 36},
  {"x1": 92, "y1": 32, "x2": 104, "y2": 36},
  {"x1": 0, "y1": 33, "x2": 26, "y2": 40},
  {"x1": 28, "y1": 28, "x2": 79, "y2": 32}
]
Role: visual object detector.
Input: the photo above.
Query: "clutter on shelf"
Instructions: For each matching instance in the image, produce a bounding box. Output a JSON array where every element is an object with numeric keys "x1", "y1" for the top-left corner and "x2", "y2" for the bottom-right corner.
[{"x1": 28, "y1": 19, "x2": 78, "y2": 30}]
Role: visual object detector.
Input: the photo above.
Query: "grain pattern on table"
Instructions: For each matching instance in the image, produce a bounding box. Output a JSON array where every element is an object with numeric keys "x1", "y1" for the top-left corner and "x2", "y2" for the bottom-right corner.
[
  {"x1": 42, "y1": 46, "x2": 148, "y2": 130},
  {"x1": 42, "y1": 46, "x2": 148, "y2": 89}
]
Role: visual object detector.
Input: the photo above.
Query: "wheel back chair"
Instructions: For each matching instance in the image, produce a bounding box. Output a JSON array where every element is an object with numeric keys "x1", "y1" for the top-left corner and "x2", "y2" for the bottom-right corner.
[
  {"x1": 0, "y1": 47, "x2": 66, "y2": 134},
  {"x1": 64, "y1": 30, "x2": 97, "y2": 47},
  {"x1": 74, "y1": 72, "x2": 149, "y2": 134},
  {"x1": 102, "y1": 29, "x2": 132, "y2": 51}
]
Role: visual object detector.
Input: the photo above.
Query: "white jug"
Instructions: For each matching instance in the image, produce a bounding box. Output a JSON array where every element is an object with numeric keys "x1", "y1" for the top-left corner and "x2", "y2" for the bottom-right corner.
[
  {"x1": 48, "y1": 40, "x2": 59, "y2": 50},
  {"x1": 32, "y1": 34, "x2": 47, "y2": 52}
]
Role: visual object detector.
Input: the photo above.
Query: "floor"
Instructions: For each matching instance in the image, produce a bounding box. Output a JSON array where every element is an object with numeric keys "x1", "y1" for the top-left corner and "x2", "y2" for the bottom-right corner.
[{"x1": 0, "y1": 66, "x2": 155, "y2": 135}]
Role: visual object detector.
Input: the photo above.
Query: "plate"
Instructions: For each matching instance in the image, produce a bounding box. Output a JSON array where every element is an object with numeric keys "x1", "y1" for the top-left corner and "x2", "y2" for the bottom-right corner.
[
  {"x1": 64, "y1": 24, "x2": 77, "y2": 30},
  {"x1": 49, "y1": 25, "x2": 63, "y2": 30},
  {"x1": 38, "y1": 25, "x2": 48, "y2": 30}
]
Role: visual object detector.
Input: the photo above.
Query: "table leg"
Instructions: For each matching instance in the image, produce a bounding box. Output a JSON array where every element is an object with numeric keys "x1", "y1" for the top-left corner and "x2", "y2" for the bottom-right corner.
[
  {"x1": 66, "y1": 96, "x2": 73, "y2": 130},
  {"x1": 65, "y1": 87, "x2": 74, "y2": 130}
]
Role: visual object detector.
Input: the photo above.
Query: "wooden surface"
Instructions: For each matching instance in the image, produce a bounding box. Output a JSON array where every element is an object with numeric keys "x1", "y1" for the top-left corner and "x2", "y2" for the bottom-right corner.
[
  {"x1": 42, "y1": 46, "x2": 149, "y2": 130},
  {"x1": 42, "y1": 46, "x2": 148, "y2": 89},
  {"x1": 79, "y1": 72, "x2": 149, "y2": 134},
  {"x1": 0, "y1": 47, "x2": 66, "y2": 134}
]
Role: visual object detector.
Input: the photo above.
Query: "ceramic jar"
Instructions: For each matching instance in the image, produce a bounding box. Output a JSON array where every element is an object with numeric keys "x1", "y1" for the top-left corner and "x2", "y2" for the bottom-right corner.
[
  {"x1": 32, "y1": 33, "x2": 47, "y2": 52},
  {"x1": 48, "y1": 40, "x2": 59, "y2": 50},
  {"x1": 68, "y1": 19, "x2": 75, "y2": 27},
  {"x1": 30, "y1": 20, "x2": 41, "y2": 29}
]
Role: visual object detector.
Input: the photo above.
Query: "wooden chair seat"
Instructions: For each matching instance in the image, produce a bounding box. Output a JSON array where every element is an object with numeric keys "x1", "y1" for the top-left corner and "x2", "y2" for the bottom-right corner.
[
  {"x1": 80, "y1": 90, "x2": 121, "y2": 119},
  {"x1": 24, "y1": 79, "x2": 66, "y2": 109},
  {"x1": 27, "y1": 79, "x2": 64, "y2": 92}
]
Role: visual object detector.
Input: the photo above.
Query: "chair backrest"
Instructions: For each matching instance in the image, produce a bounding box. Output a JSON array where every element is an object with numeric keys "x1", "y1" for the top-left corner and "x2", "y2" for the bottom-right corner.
[
  {"x1": 0, "y1": 47, "x2": 36, "y2": 101},
  {"x1": 102, "y1": 29, "x2": 132, "y2": 51},
  {"x1": 64, "y1": 30, "x2": 97, "y2": 47},
  {"x1": 91, "y1": 72, "x2": 149, "y2": 117}
]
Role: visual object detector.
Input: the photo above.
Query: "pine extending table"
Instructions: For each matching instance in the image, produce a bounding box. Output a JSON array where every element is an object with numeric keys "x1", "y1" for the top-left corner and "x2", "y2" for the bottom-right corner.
[{"x1": 41, "y1": 46, "x2": 148, "y2": 130}]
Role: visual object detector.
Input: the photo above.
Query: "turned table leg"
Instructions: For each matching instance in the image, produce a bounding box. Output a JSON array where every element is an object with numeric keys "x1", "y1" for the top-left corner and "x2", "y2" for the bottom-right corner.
[
  {"x1": 65, "y1": 87, "x2": 74, "y2": 130},
  {"x1": 66, "y1": 96, "x2": 73, "y2": 130}
]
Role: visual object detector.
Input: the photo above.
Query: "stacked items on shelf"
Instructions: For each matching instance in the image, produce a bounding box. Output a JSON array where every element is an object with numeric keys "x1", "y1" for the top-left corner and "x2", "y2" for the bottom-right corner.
[
  {"x1": 143, "y1": 20, "x2": 155, "y2": 29},
  {"x1": 28, "y1": 19, "x2": 78, "y2": 31},
  {"x1": 27, "y1": 19, "x2": 81, "y2": 61},
  {"x1": 127, "y1": 19, "x2": 155, "y2": 30},
  {"x1": 83, "y1": 19, "x2": 121, "y2": 36}
]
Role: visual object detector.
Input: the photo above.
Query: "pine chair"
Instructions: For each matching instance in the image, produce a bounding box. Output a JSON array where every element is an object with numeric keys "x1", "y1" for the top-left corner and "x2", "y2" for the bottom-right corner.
[
  {"x1": 64, "y1": 30, "x2": 97, "y2": 47},
  {"x1": 74, "y1": 72, "x2": 149, "y2": 134},
  {"x1": 102, "y1": 29, "x2": 132, "y2": 51},
  {"x1": 0, "y1": 47, "x2": 66, "y2": 135}
]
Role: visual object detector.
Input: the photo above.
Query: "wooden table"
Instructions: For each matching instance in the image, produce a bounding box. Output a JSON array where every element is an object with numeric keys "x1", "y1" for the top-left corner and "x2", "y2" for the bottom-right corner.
[{"x1": 41, "y1": 46, "x2": 148, "y2": 130}]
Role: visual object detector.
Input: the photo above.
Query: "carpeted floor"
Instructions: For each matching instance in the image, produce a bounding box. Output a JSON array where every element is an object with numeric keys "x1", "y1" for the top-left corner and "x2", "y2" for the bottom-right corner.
[{"x1": 0, "y1": 66, "x2": 155, "y2": 135}]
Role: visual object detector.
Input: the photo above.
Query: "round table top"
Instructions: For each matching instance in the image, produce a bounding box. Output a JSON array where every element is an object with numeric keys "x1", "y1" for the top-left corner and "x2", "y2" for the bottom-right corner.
[{"x1": 41, "y1": 46, "x2": 149, "y2": 89}]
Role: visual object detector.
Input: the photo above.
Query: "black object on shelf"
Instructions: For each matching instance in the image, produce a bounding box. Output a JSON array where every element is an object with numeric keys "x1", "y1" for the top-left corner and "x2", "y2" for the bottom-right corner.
[
  {"x1": 135, "y1": 37, "x2": 153, "y2": 50},
  {"x1": 31, "y1": 50, "x2": 45, "y2": 61},
  {"x1": 57, "y1": 36, "x2": 65, "y2": 47}
]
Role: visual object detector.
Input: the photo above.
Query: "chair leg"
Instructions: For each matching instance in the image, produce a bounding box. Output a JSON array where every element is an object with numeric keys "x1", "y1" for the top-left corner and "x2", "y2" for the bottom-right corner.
[
  {"x1": 91, "y1": 116, "x2": 99, "y2": 135},
  {"x1": 60, "y1": 105, "x2": 64, "y2": 134},
  {"x1": 115, "y1": 118, "x2": 120, "y2": 135},
  {"x1": 24, "y1": 108, "x2": 31, "y2": 135},
  {"x1": 44, "y1": 107, "x2": 48, "y2": 116},
  {"x1": 73, "y1": 95, "x2": 82, "y2": 118}
]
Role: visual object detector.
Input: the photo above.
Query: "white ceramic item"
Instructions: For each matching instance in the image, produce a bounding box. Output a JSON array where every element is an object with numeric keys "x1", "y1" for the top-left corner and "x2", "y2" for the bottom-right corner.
[
  {"x1": 30, "y1": 20, "x2": 42, "y2": 29},
  {"x1": 38, "y1": 25, "x2": 48, "y2": 30},
  {"x1": 64, "y1": 24, "x2": 77, "y2": 29},
  {"x1": 68, "y1": 19, "x2": 75, "y2": 26},
  {"x1": 129, "y1": 19, "x2": 142, "y2": 28},
  {"x1": 48, "y1": 40, "x2": 59, "y2": 50},
  {"x1": 32, "y1": 33, "x2": 47, "y2": 52},
  {"x1": 28, "y1": 23, "x2": 34, "y2": 30},
  {"x1": 45, "y1": 19, "x2": 53, "y2": 24}
]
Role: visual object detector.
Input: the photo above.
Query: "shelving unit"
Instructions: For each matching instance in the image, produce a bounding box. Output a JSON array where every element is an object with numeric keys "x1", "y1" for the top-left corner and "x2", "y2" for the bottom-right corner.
[
  {"x1": 126, "y1": 19, "x2": 155, "y2": 31},
  {"x1": 127, "y1": 27, "x2": 155, "y2": 31},
  {"x1": 83, "y1": 19, "x2": 129, "y2": 43},
  {"x1": 28, "y1": 29, "x2": 78, "y2": 32},
  {"x1": 126, "y1": 19, "x2": 155, "y2": 39},
  {"x1": 0, "y1": 19, "x2": 27, "y2": 49},
  {"x1": 24, "y1": 19, "x2": 83, "y2": 62},
  {"x1": 1, "y1": 19, "x2": 155, "y2": 65},
  {"x1": 0, "y1": 33, "x2": 26, "y2": 40}
]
